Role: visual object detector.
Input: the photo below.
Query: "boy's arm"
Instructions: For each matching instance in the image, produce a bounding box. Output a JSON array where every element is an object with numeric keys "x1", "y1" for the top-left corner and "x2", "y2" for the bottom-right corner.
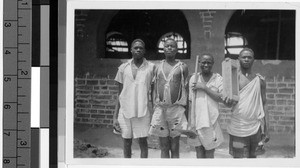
[
  {"x1": 260, "y1": 78, "x2": 269, "y2": 137},
  {"x1": 113, "y1": 82, "x2": 123, "y2": 132},
  {"x1": 150, "y1": 64, "x2": 157, "y2": 115}
]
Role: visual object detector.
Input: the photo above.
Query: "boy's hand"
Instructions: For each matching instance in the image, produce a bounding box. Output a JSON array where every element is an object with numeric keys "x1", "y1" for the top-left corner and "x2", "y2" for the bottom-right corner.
[
  {"x1": 191, "y1": 82, "x2": 206, "y2": 91},
  {"x1": 113, "y1": 119, "x2": 121, "y2": 132},
  {"x1": 222, "y1": 96, "x2": 238, "y2": 107}
]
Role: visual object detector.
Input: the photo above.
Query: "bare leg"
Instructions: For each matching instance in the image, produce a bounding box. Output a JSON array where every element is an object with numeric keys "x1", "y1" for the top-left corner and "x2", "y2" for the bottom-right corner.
[
  {"x1": 138, "y1": 137, "x2": 148, "y2": 158},
  {"x1": 204, "y1": 148, "x2": 215, "y2": 158},
  {"x1": 170, "y1": 136, "x2": 180, "y2": 158},
  {"x1": 159, "y1": 137, "x2": 170, "y2": 158},
  {"x1": 123, "y1": 138, "x2": 132, "y2": 158},
  {"x1": 195, "y1": 146, "x2": 205, "y2": 158}
]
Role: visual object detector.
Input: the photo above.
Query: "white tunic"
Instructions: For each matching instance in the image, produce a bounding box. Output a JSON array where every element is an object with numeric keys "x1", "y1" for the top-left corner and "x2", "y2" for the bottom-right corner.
[
  {"x1": 189, "y1": 73, "x2": 223, "y2": 130},
  {"x1": 227, "y1": 75, "x2": 265, "y2": 137},
  {"x1": 115, "y1": 59, "x2": 154, "y2": 119}
]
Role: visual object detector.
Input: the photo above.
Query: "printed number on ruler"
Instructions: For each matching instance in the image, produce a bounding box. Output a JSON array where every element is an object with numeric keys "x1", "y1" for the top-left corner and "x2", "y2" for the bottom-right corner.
[{"x1": 3, "y1": 0, "x2": 32, "y2": 168}]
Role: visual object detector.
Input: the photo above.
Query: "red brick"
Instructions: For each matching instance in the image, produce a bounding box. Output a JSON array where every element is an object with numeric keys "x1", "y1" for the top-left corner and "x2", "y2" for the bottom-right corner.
[
  {"x1": 278, "y1": 121, "x2": 294, "y2": 126},
  {"x1": 267, "y1": 106, "x2": 283, "y2": 111},
  {"x1": 276, "y1": 94, "x2": 291, "y2": 99},
  {"x1": 279, "y1": 88, "x2": 293, "y2": 94},
  {"x1": 288, "y1": 83, "x2": 295, "y2": 87},
  {"x1": 77, "y1": 113, "x2": 90, "y2": 118},
  {"x1": 269, "y1": 121, "x2": 278, "y2": 125},
  {"x1": 94, "y1": 86, "x2": 100, "y2": 90},
  {"x1": 107, "y1": 80, "x2": 116, "y2": 85},
  {"x1": 266, "y1": 88, "x2": 278, "y2": 93},
  {"x1": 100, "y1": 91, "x2": 110, "y2": 94},
  {"x1": 81, "y1": 118, "x2": 91, "y2": 122},
  {"x1": 270, "y1": 111, "x2": 285, "y2": 115},
  {"x1": 106, "y1": 105, "x2": 116, "y2": 109},
  {"x1": 106, "y1": 115, "x2": 113, "y2": 119},
  {"x1": 284, "y1": 126, "x2": 294, "y2": 133},
  {"x1": 267, "y1": 83, "x2": 276, "y2": 88},
  {"x1": 90, "y1": 99, "x2": 108, "y2": 105},
  {"x1": 284, "y1": 78, "x2": 295, "y2": 82},
  {"x1": 110, "y1": 91, "x2": 119, "y2": 95},
  {"x1": 93, "y1": 95, "x2": 112, "y2": 99},
  {"x1": 97, "y1": 110, "x2": 105, "y2": 114},
  {"x1": 276, "y1": 100, "x2": 286, "y2": 105},
  {"x1": 76, "y1": 79, "x2": 86, "y2": 85},
  {"x1": 75, "y1": 118, "x2": 81, "y2": 122},
  {"x1": 91, "y1": 91, "x2": 100, "y2": 94},
  {"x1": 77, "y1": 90, "x2": 91, "y2": 94},
  {"x1": 77, "y1": 85, "x2": 93, "y2": 90},
  {"x1": 277, "y1": 83, "x2": 287, "y2": 87},
  {"x1": 284, "y1": 106, "x2": 294, "y2": 112},
  {"x1": 285, "y1": 112, "x2": 295, "y2": 116},
  {"x1": 78, "y1": 109, "x2": 90, "y2": 113},
  {"x1": 99, "y1": 80, "x2": 106, "y2": 85},
  {"x1": 109, "y1": 86, "x2": 119, "y2": 91},
  {"x1": 91, "y1": 114, "x2": 106, "y2": 118},
  {"x1": 103, "y1": 119, "x2": 112, "y2": 124},
  {"x1": 267, "y1": 94, "x2": 275, "y2": 99},
  {"x1": 76, "y1": 104, "x2": 91, "y2": 108},
  {"x1": 86, "y1": 80, "x2": 98, "y2": 85},
  {"x1": 265, "y1": 77, "x2": 275, "y2": 82},
  {"x1": 105, "y1": 110, "x2": 113, "y2": 114},
  {"x1": 76, "y1": 99, "x2": 89, "y2": 104},
  {"x1": 280, "y1": 116, "x2": 294, "y2": 121},
  {"x1": 101, "y1": 86, "x2": 108, "y2": 90},
  {"x1": 271, "y1": 116, "x2": 279, "y2": 121},
  {"x1": 92, "y1": 105, "x2": 106, "y2": 109},
  {"x1": 275, "y1": 77, "x2": 283, "y2": 82},
  {"x1": 287, "y1": 100, "x2": 295, "y2": 105},
  {"x1": 77, "y1": 95, "x2": 90, "y2": 99},
  {"x1": 266, "y1": 100, "x2": 275, "y2": 105}
]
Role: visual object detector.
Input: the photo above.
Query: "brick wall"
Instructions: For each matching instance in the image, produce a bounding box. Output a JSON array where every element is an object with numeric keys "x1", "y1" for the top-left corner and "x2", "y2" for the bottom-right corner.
[
  {"x1": 74, "y1": 75, "x2": 295, "y2": 133},
  {"x1": 74, "y1": 74, "x2": 118, "y2": 128}
]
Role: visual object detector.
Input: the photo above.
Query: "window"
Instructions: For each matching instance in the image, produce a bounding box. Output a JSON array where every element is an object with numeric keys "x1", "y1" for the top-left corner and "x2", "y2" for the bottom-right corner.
[
  {"x1": 224, "y1": 32, "x2": 248, "y2": 59},
  {"x1": 105, "y1": 32, "x2": 129, "y2": 58}
]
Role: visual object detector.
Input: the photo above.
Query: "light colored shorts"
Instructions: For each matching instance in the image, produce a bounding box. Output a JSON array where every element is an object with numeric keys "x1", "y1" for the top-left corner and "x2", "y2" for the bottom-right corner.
[
  {"x1": 187, "y1": 122, "x2": 224, "y2": 150},
  {"x1": 149, "y1": 105, "x2": 187, "y2": 138},
  {"x1": 118, "y1": 111, "x2": 150, "y2": 139}
]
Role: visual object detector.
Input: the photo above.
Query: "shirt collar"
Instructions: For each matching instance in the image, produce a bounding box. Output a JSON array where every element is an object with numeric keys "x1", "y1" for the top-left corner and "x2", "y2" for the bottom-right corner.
[{"x1": 130, "y1": 58, "x2": 147, "y2": 69}]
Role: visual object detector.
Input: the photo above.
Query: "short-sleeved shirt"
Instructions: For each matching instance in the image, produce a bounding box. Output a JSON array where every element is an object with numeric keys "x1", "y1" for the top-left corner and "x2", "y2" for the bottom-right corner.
[{"x1": 115, "y1": 58, "x2": 155, "y2": 119}]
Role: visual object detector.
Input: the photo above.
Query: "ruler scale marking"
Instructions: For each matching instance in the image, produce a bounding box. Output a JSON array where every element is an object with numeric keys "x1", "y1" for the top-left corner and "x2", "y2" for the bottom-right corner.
[{"x1": 3, "y1": 0, "x2": 31, "y2": 168}]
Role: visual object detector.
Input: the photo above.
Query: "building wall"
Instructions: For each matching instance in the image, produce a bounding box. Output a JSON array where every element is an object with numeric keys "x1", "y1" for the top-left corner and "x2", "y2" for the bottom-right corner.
[{"x1": 74, "y1": 10, "x2": 295, "y2": 134}]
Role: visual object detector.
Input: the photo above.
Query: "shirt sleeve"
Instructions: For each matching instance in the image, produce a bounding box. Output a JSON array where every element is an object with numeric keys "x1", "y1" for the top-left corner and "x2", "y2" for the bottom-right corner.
[
  {"x1": 115, "y1": 64, "x2": 124, "y2": 84},
  {"x1": 216, "y1": 74, "x2": 223, "y2": 93}
]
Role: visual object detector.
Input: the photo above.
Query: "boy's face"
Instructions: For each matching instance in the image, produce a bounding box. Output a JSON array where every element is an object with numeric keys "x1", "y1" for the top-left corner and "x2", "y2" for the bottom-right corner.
[
  {"x1": 131, "y1": 41, "x2": 145, "y2": 59},
  {"x1": 239, "y1": 51, "x2": 254, "y2": 69},
  {"x1": 199, "y1": 55, "x2": 214, "y2": 74},
  {"x1": 163, "y1": 40, "x2": 178, "y2": 58}
]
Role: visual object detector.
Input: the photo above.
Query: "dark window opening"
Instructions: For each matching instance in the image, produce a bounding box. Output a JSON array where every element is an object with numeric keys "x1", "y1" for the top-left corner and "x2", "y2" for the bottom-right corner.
[
  {"x1": 103, "y1": 10, "x2": 191, "y2": 60},
  {"x1": 225, "y1": 10, "x2": 295, "y2": 60}
]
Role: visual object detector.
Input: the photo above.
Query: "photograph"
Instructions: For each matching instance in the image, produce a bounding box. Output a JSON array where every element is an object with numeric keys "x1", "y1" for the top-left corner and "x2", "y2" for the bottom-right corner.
[{"x1": 63, "y1": 0, "x2": 299, "y2": 167}]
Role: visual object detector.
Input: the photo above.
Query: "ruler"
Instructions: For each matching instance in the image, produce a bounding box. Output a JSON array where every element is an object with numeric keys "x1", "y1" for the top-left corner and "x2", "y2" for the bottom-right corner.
[{"x1": 3, "y1": 0, "x2": 32, "y2": 167}]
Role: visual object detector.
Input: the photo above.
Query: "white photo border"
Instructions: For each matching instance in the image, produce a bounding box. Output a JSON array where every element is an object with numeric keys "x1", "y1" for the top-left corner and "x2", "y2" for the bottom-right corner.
[{"x1": 63, "y1": 0, "x2": 300, "y2": 167}]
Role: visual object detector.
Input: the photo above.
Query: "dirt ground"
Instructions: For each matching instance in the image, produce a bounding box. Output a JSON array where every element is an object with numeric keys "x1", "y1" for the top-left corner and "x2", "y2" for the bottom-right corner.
[{"x1": 74, "y1": 125, "x2": 295, "y2": 158}]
